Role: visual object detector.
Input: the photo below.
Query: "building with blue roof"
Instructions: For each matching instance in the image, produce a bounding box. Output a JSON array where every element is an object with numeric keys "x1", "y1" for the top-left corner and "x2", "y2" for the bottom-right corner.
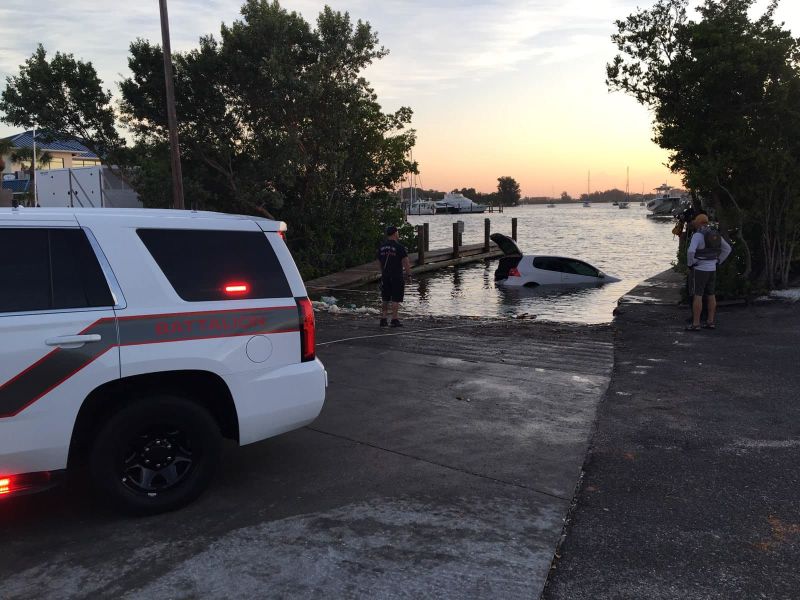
[
  {"x1": 1, "y1": 131, "x2": 142, "y2": 208},
  {"x1": 1, "y1": 130, "x2": 101, "y2": 178}
]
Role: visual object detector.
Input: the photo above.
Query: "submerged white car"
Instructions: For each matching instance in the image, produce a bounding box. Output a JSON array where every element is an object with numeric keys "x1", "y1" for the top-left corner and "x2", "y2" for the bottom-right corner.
[{"x1": 491, "y1": 233, "x2": 621, "y2": 287}]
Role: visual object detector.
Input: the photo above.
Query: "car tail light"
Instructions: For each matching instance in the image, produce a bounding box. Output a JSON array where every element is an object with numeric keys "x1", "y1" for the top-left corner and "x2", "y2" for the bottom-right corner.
[
  {"x1": 278, "y1": 231, "x2": 286, "y2": 241},
  {"x1": 296, "y1": 297, "x2": 315, "y2": 362},
  {"x1": 0, "y1": 472, "x2": 55, "y2": 498},
  {"x1": 509, "y1": 267, "x2": 521, "y2": 277}
]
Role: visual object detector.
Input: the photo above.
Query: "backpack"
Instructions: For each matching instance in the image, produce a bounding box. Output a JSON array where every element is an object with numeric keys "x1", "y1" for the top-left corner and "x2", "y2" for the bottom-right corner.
[{"x1": 695, "y1": 226, "x2": 722, "y2": 260}]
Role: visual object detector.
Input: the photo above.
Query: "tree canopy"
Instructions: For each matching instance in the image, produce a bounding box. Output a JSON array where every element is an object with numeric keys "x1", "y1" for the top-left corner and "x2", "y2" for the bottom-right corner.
[
  {"x1": 116, "y1": 0, "x2": 415, "y2": 277},
  {"x1": 0, "y1": 44, "x2": 123, "y2": 162},
  {"x1": 496, "y1": 176, "x2": 521, "y2": 206},
  {"x1": 608, "y1": 0, "x2": 800, "y2": 288}
]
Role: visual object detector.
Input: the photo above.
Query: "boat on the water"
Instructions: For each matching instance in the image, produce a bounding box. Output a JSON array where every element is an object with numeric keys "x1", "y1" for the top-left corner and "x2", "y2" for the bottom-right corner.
[
  {"x1": 582, "y1": 200, "x2": 591, "y2": 207},
  {"x1": 406, "y1": 199, "x2": 436, "y2": 215},
  {"x1": 435, "y1": 192, "x2": 487, "y2": 214},
  {"x1": 647, "y1": 183, "x2": 687, "y2": 217},
  {"x1": 618, "y1": 201, "x2": 629, "y2": 209}
]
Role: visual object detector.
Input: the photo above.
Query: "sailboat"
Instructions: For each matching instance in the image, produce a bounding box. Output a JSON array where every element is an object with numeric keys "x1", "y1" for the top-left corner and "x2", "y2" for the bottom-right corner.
[
  {"x1": 582, "y1": 171, "x2": 591, "y2": 206},
  {"x1": 402, "y1": 151, "x2": 436, "y2": 215},
  {"x1": 618, "y1": 167, "x2": 630, "y2": 209}
]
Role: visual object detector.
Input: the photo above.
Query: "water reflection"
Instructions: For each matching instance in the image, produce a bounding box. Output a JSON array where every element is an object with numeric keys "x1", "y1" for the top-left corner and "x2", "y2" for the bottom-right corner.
[
  {"x1": 451, "y1": 266, "x2": 463, "y2": 298},
  {"x1": 417, "y1": 274, "x2": 430, "y2": 302}
]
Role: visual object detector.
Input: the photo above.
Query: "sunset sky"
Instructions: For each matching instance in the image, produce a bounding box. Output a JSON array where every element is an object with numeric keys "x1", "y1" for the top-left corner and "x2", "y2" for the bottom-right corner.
[{"x1": 1, "y1": 0, "x2": 798, "y2": 197}]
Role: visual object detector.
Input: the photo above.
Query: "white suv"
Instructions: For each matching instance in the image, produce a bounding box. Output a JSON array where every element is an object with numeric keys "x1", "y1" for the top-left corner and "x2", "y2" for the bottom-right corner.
[{"x1": 0, "y1": 208, "x2": 326, "y2": 514}]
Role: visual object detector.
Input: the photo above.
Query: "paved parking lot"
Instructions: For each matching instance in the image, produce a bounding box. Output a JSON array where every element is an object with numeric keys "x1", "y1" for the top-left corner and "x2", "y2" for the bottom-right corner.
[{"x1": 1, "y1": 314, "x2": 613, "y2": 599}]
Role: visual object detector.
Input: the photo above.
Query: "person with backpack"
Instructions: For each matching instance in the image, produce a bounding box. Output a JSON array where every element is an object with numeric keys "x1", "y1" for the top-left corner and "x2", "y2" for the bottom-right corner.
[
  {"x1": 686, "y1": 213, "x2": 731, "y2": 331},
  {"x1": 377, "y1": 225, "x2": 412, "y2": 327}
]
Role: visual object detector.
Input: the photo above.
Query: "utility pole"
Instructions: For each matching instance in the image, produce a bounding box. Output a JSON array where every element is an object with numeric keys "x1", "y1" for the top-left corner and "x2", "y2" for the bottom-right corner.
[
  {"x1": 32, "y1": 126, "x2": 36, "y2": 207},
  {"x1": 159, "y1": 0, "x2": 185, "y2": 210}
]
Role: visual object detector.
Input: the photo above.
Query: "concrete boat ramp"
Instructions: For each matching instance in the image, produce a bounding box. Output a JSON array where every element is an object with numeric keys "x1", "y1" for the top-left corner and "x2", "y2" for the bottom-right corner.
[{"x1": 1, "y1": 314, "x2": 613, "y2": 599}]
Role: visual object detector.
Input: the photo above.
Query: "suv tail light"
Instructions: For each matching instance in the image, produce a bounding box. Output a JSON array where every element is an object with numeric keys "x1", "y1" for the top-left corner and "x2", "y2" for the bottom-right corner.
[
  {"x1": 509, "y1": 267, "x2": 521, "y2": 277},
  {"x1": 0, "y1": 472, "x2": 56, "y2": 498},
  {"x1": 296, "y1": 297, "x2": 316, "y2": 362}
]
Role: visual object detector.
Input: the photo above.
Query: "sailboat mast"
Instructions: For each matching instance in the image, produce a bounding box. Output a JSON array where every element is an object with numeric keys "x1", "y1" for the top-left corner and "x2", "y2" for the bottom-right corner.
[
  {"x1": 626, "y1": 166, "x2": 630, "y2": 200},
  {"x1": 410, "y1": 149, "x2": 415, "y2": 204}
]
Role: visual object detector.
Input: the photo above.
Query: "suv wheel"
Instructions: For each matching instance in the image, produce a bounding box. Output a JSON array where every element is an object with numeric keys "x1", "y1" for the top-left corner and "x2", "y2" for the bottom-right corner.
[{"x1": 89, "y1": 395, "x2": 221, "y2": 515}]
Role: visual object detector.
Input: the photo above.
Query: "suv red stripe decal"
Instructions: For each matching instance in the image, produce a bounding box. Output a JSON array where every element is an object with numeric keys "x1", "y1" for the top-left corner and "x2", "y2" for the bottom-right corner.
[{"x1": 0, "y1": 307, "x2": 298, "y2": 418}]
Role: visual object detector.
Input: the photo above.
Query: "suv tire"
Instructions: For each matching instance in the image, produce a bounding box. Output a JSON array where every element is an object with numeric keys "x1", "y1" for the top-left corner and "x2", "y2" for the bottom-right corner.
[{"x1": 89, "y1": 395, "x2": 221, "y2": 515}]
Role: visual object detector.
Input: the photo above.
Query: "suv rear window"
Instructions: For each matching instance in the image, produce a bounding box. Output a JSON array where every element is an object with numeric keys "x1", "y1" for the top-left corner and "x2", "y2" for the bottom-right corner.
[
  {"x1": 137, "y1": 229, "x2": 292, "y2": 301},
  {"x1": 0, "y1": 228, "x2": 114, "y2": 313}
]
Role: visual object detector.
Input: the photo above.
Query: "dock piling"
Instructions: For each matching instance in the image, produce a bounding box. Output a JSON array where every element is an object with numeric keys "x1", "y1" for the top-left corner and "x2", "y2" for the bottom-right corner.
[
  {"x1": 452, "y1": 222, "x2": 460, "y2": 259},
  {"x1": 416, "y1": 225, "x2": 426, "y2": 266},
  {"x1": 424, "y1": 222, "x2": 430, "y2": 251},
  {"x1": 512, "y1": 217, "x2": 518, "y2": 241},
  {"x1": 484, "y1": 218, "x2": 491, "y2": 252}
]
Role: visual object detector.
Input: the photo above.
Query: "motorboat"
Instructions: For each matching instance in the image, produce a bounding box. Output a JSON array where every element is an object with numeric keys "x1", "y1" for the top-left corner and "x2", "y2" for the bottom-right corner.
[
  {"x1": 406, "y1": 199, "x2": 436, "y2": 215},
  {"x1": 546, "y1": 202, "x2": 556, "y2": 208},
  {"x1": 618, "y1": 201, "x2": 629, "y2": 209},
  {"x1": 582, "y1": 200, "x2": 591, "y2": 207},
  {"x1": 435, "y1": 192, "x2": 487, "y2": 214},
  {"x1": 490, "y1": 233, "x2": 620, "y2": 287},
  {"x1": 647, "y1": 184, "x2": 686, "y2": 217}
]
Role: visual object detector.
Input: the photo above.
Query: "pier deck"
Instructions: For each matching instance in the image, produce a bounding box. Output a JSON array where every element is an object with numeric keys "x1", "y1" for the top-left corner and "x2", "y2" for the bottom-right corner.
[{"x1": 306, "y1": 242, "x2": 503, "y2": 293}]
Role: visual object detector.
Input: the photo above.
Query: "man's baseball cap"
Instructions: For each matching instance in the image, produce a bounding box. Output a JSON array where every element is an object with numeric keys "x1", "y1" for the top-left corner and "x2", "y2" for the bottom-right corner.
[{"x1": 385, "y1": 225, "x2": 398, "y2": 236}]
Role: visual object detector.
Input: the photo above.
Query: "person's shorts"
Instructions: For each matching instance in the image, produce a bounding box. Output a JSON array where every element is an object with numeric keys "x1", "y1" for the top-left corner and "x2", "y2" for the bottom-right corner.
[
  {"x1": 381, "y1": 276, "x2": 405, "y2": 302},
  {"x1": 688, "y1": 269, "x2": 716, "y2": 296}
]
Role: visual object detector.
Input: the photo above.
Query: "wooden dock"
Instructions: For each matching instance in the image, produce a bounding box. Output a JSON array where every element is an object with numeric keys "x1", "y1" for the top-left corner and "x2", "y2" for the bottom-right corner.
[
  {"x1": 305, "y1": 244, "x2": 503, "y2": 293},
  {"x1": 305, "y1": 218, "x2": 516, "y2": 293}
]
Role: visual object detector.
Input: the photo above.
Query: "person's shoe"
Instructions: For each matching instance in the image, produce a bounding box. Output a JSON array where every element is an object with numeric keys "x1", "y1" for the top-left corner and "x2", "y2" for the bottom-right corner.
[
  {"x1": 685, "y1": 324, "x2": 701, "y2": 331},
  {"x1": 702, "y1": 322, "x2": 716, "y2": 329},
  {"x1": 379, "y1": 318, "x2": 388, "y2": 327},
  {"x1": 390, "y1": 319, "x2": 403, "y2": 328}
]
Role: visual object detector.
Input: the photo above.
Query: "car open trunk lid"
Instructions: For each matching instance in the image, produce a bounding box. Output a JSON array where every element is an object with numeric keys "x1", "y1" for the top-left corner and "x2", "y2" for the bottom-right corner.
[{"x1": 490, "y1": 233, "x2": 522, "y2": 256}]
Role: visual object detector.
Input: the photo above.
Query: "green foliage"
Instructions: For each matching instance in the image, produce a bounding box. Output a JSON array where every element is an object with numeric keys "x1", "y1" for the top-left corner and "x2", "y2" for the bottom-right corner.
[
  {"x1": 8, "y1": 146, "x2": 53, "y2": 171},
  {"x1": 118, "y1": 0, "x2": 415, "y2": 278},
  {"x1": 0, "y1": 44, "x2": 124, "y2": 162},
  {"x1": 496, "y1": 176, "x2": 521, "y2": 206},
  {"x1": 0, "y1": 137, "x2": 13, "y2": 158},
  {"x1": 608, "y1": 0, "x2": 800, "y2": 291},
  {"x1": 580, "y1": 189, "x2": 630, "y2": 203}
]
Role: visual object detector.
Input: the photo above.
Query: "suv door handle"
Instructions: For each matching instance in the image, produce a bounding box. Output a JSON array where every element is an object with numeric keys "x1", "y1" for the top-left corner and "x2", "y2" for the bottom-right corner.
[{"x1": 45, "y1": 334, "x2": 103, "y2": 348}]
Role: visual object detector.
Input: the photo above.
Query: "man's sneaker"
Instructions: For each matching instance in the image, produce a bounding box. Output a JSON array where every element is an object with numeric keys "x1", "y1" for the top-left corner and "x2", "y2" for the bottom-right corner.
[
  {"x1": 390, "y1": 319, "x2": 403, "y2": 328},
  {"x1": 379, "y1": 318, "x2": 388, "y2": 327}
]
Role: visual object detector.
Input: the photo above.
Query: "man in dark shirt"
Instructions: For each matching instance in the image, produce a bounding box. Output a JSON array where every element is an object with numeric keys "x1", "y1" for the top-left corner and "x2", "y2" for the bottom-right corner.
[{"x1": 377, "y1": 225, "x2": 412, "y2": 327}]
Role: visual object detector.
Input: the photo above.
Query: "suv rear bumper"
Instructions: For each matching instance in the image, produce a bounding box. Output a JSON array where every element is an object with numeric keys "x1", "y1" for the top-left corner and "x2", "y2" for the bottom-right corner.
[{"x1": 224, "y1": 358, "x2": 327, "y2": 445}]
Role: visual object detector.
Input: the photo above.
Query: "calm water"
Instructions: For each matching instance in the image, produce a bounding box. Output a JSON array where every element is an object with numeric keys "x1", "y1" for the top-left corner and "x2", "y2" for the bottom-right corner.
[{"x1": 330, "y1": 203, "x2": 677, "y2": 324}]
